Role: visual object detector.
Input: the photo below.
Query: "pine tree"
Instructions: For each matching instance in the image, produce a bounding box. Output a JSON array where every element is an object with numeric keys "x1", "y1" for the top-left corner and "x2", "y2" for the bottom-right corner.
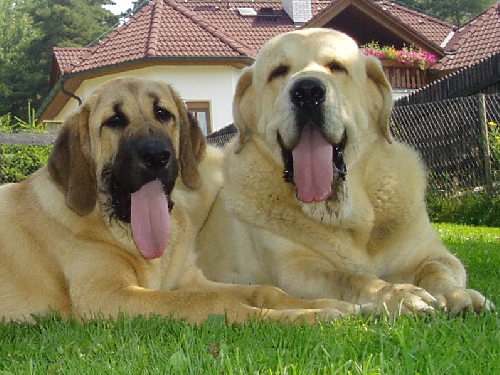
[{"x1": 0, "y1": 0, "x2": 118, "y2": 119}]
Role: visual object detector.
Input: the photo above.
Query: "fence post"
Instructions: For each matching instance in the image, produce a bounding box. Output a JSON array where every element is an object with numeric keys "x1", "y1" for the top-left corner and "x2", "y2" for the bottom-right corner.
[{"x1": 477, "y1": 93, "x2": 492, "y2": 196}]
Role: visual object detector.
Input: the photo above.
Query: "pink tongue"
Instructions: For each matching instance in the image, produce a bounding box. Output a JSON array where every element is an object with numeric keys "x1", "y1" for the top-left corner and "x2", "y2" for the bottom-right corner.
[
  {"x1": 130, "y1": 179, "x2": 170, "y2": 260},
  {"x1": 292, "y1": 123, "x2": 334, "y2": 203}
]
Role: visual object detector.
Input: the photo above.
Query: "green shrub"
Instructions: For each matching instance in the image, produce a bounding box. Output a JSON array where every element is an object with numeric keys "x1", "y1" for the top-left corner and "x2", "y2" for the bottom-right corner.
[
  {"x1": 1, "y1": 144, "x2": 52, "y2": 183},
  {"x1": 427, "y1": 192, "x2": 500, "y2": 227},
  {"x1": 489, "y1": 121, "x2": 500, "y2": 162},
  {"x1": 1, "y1": 105, "x2": 53, "y2": 183}
]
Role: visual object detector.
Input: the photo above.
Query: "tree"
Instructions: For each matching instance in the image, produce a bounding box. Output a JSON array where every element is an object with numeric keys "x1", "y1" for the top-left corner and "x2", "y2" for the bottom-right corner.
[
  {"x1": 0, "y1": 0, "x2": 118, "y2": 120},
  {"x1": 124, "y1": 0, "x2": 149, "y2": 16},
  {"x1": 0, "y1": 0, "x2": 38, "y2": 65},
  {"x1": 402, "y1": 0, "x2": 497, "y2": 25},
  {"x1": 0, "y1": 0, "x2": 40, "y2": 118}
]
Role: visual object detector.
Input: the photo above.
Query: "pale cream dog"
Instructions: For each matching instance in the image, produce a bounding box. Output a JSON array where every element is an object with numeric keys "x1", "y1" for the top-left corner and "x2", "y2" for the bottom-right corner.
[
  {"x1": 197, "y1": 29, "x2": 494, "y2": 315},
  {"x1": 0, "y1": 77, "x2": 361, "y2": 323}
]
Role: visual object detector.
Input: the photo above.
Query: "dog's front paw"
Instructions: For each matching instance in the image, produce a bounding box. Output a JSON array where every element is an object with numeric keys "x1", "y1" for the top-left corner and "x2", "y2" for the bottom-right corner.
[
  {"x1": 434, "y1": 288, "x2": 495, "y2": 314},
  {"x1": 266, "y1": 308, "x2": 348, "y2": 324},
  {"x1": 311, "y1": 298, "x2": 375, "y2": 315},
  {"x1": 375, "y1": 283, "x2": 437, "y2": 317}
]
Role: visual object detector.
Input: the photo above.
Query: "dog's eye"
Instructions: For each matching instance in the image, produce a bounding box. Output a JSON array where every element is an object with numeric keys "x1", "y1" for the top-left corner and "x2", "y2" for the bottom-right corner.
[
  {"x1": 103, "y1": 114, "x2": 128, "y2": 128},
  {"x1": 155, "y1": 106, "x2": 172, "y2": 122},
  {"x1": 327, "y1": 61, "x2": 347, "y2": 74},
  {"x1": 269, "y1": 65, "x2": 289, "y2": 82}
]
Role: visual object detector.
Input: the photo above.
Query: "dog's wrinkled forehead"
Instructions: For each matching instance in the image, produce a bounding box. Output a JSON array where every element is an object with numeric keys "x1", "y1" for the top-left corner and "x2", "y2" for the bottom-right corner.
[
  {"x1": 254, "y1": 29, "x2": 361, "y2": 84},
  {"x1": 88, "y1": 78, "x2": 179, "y2": 123}
]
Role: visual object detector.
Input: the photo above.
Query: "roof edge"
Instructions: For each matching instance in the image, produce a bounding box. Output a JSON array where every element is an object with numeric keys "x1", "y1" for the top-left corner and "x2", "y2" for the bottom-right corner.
[
  {"x1": 304, "y1": 0, "x2": 445, "y2": 58},
  {"x1": 38, "y1": 55, "x2": 254, "y2": 123},
  {"x1": 147, "y1": 0, "x2": 163, "y2": 57}
]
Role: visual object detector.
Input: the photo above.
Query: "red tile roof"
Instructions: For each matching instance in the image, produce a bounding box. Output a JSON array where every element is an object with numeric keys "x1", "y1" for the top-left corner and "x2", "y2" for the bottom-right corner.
[
  {"x1": 53, "y1": 47, "x2": 90, "y2": 75},
  {"x1": 180, "y1": 1, "x2": 296, "y2": 52},
  {"x1": 55, "y1": 0, "x2": 260, "y2": 75},
  {"x1": 437, "y1": 3, "x2": 500, "y2": 70},
  {"x1": 52, "y1": 0, "x2": 498, "y2": 77}
]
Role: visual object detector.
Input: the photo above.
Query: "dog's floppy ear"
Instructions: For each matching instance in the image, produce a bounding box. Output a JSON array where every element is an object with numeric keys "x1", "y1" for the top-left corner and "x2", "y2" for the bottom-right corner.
[
  {"x1": 365, "y1": 56, "x2": 393, "y2": 143},
  {"x1": 173, "y1": 91, "x2": 206, "y2": 190},
  {"x1": 233, "y1": 67, "x2": 255, "y2": 153},
  {"x1": 48, "y1": 108, "x2": 97, "y2": 216}
]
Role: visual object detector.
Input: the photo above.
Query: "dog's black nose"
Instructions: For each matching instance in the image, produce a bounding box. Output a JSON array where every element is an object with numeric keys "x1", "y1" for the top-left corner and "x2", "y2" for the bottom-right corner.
[
  {"x1": 290, "y1": 78, "x2": 326, "y2": 108},
  {"x1": 139, "y1": 141, "x2": 171, "y2": 170}
]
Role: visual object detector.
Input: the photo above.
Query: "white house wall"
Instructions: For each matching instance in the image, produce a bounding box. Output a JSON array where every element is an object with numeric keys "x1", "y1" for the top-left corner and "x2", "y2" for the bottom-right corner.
[{"x1": 53, "y1": 65, "x2": 242, "y2": 132}]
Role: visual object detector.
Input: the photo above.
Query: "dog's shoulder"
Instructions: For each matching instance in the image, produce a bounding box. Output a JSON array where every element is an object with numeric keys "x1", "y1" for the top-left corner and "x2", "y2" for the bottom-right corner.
[
  {"x1": 173, "y1": 145, "x2": 224, "y2": 231},
  {"x1": 361, "y1": 139, "x2": 428, "y2": 226},
  {"x1": 385, "y1": 140, "x2": 428, "y2": 190},
  {"x1": 0, "y1": 167, "x2": 91, "y2": 258},
  {"x1": 363, "y1": 138, "x2": 426, "y2": 188},
  {"x1": 0, "y1": 168, "x2": 50, "y2": 211},
  {"x1": 200, "y1": 144, "x2": 225, "y2": 178}
]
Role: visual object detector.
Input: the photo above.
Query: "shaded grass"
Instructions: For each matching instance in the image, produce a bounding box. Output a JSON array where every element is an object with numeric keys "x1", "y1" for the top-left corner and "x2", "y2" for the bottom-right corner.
[
  {"x1": 0, "y1": 223, "x2": 498, "y2": 374},
  {"x1": 427, "y1": 193, "x2": 500, "y2": 227}
]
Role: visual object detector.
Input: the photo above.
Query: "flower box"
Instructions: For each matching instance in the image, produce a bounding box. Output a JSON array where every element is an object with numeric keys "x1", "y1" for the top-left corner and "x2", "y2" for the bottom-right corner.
[
  {"x1": 381, "y1": 60, "x2": 429, "y2": 89},
  {"x1": 361, "y1": 42, "x2": 436, "y2": 89}
]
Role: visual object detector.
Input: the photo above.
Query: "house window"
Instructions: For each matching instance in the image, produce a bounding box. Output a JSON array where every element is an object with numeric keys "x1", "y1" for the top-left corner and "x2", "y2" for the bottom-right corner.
[{"x1": 186, "y1": 101, "x2": 211, "y2": 135}]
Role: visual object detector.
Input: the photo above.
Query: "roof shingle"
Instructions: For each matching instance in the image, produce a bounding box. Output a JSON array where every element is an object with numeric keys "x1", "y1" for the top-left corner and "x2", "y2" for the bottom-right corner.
[{"x1": 438, "y1": 3, "x2": 500, "y2": 70}]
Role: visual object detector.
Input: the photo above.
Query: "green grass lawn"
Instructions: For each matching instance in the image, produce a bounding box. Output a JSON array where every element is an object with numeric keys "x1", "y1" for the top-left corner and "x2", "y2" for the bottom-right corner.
[{"x1": 1, "y1": 223, "x2": 498, "y2": 375}]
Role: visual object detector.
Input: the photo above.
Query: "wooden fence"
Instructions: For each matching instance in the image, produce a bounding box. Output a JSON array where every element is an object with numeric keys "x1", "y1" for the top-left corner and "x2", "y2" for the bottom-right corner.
[
  {"x1": 0, "y1": 133, "x2": 57, "y2": 147},
  {"x1": 1, "y1": 93, "x2": 499, "y2": 196},
  {"x1": 391, "y1": 93, "x2": 499, "y2": 196},
  {"x1": 208, "y1": 94, "x2": 500, "y2": 197}
]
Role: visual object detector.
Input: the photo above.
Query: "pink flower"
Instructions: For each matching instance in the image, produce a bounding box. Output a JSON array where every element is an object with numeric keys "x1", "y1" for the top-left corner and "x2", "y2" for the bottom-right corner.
[{"x1": 361, "y1": 42, "x2": 436, "y2": 70}]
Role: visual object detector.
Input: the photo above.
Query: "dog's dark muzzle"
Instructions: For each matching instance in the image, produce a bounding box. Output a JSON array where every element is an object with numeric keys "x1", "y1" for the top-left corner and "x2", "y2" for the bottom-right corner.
[
  {"x1": 139, "y1": 140, "x2": 172, "y2": 171},
  {"x1": 114, "y1": 135, "x2": 178, "y2": 193},
  {"x1": 109, "y1": 133, "x2": 179, "y2": 222}
]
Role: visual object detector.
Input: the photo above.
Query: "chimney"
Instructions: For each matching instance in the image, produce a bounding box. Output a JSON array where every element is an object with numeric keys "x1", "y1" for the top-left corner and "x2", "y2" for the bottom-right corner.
[{"x1": 283, "y1": 0, "x2": 312, "y2": 25}]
